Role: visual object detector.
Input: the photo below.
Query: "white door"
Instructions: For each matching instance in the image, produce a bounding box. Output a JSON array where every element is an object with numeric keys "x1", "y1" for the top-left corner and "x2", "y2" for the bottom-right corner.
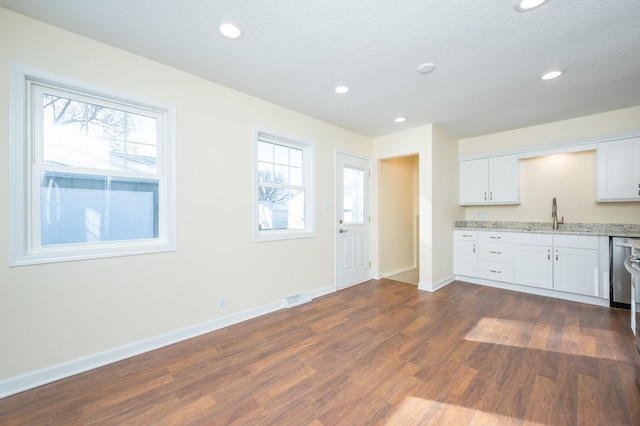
[{"x1": 336, "y1": 153, "x2": 370, "y2": 289}]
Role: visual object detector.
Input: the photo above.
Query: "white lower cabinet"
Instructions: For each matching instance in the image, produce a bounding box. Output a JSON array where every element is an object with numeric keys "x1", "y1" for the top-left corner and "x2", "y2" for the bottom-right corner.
[
  {"x1": 515, "y1": 233, "x2": 599, "y2": 296},
  {"x1": 454, "y1": 231, "x2": 477, "y2": 277},
  {"x1": 477, "y1": 232, "x2": 514, "y2": 282},
  {"x1": 515, "y1": 247, "x2": 552, "y2": 287},
  {"x1": 552, "y1": 235, "x2": 599, "y2": 296},
  {"x1": 456, "y1": 230, "x2": 601, "y2": 298}
]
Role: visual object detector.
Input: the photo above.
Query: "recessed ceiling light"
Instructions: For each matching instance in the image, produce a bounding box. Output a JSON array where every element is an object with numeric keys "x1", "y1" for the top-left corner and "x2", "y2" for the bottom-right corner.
[
  {"x1": 219, "y1": 21, "x2": 244, "y2": 39},
  {"x1": 540, "y1": 69, "x2": 565, "y2": 81},
  {"x1": 394, "y1": 117, "x2": 406, "y2": 123},
  {"x1": 515, "y1": 0, "x2": 549, "y2": 12},
  {"x1": 334, "y1": 85, "x2": 350, "y2": 94},
  {"x1": 418, "y1": 62, "x2": 436, "y2": 74}
]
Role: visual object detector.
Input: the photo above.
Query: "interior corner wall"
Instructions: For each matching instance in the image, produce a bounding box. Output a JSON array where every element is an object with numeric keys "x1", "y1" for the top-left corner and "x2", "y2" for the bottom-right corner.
[{"x1": 0, "y1": 7, "x2": 372, "y2": 387}]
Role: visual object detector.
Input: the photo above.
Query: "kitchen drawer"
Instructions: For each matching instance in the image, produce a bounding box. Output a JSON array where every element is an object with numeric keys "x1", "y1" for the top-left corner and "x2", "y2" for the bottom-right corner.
[
  {"x1": 478, "y1": 243, "x2": 514, "y2": 262},
  {"x1": 478, "y1": 260, "x2": 514, "y2": 282},
  {"x1": 479, "y1": 231, "x2": 514, "y2": 243},
  {"x1": 514, "y1": 233, "x2": 553, "y2": 246},
  {"x1": 553, "y1": 234, "x2": 598, "y2": 250},
  {"x1": 455, "y1": 230, "x2": 477, "y2": 241}
]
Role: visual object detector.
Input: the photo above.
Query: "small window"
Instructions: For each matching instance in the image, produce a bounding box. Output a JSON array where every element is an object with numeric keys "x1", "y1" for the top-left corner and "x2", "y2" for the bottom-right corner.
[
  {"x1": 253, "y1": 129, "x2": 315, "y2": 242},
  {"x1": 10, "y1": 64, "x2": 176, "y2": 265}
]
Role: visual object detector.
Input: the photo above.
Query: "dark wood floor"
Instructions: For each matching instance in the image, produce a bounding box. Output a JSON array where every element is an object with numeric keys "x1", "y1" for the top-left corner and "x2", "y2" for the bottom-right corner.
[{"x1": 1, "y1": 279, "x2": 640, "y2": 425}]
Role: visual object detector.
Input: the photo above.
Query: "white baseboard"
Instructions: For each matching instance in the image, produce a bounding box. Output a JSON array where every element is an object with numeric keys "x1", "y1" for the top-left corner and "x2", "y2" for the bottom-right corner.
[
  {"x1": 309, "y1": 284, "x2": 337, "y2": 299},
  {"x1": 0, "y1": 295, "x2": 297, "y2": 399},
  {"x1": 418, "y1": 275, "x2": 455, "y2": 292}
]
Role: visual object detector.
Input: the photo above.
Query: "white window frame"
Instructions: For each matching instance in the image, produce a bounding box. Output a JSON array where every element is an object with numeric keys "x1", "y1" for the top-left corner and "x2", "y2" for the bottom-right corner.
[
  {"x1": 9, "y1": 63, "x2": 177, "y2": 266},
  {"x1": 252, "y1": 128, "x2": 316, "y2": 242}
]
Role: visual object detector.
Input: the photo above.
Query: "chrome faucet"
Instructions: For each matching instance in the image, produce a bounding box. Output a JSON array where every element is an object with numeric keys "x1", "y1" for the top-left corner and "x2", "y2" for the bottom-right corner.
[{"x1": 552, "y1": 197, "x2": 564, "y2": 230}]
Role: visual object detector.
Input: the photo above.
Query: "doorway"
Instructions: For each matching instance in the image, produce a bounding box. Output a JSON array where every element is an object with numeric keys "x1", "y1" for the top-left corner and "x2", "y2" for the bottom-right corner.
[{"x1": 379, "y1": 155, "x2": 419, "y2": 285}]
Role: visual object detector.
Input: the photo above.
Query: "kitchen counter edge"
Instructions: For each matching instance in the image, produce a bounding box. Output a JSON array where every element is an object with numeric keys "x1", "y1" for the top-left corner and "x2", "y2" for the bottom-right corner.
[{"x1": 453, "y1": 221, "x2": 640, "y2": 238}]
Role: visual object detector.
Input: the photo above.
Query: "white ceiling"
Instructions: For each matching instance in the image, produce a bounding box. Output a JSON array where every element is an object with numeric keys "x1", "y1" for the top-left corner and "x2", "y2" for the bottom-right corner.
[{"x1": 2, "y1": 0, "x2": 639, "y2": 139}]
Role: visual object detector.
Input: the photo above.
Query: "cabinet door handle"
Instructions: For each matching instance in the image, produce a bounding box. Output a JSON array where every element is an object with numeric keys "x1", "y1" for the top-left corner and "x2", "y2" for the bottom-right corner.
[
  {"x1": 462, "y1": 234, "x2": 472, "y2": 237},
  {"x1": 490, "y1": 270, "x2": 502, "y2": 274},
  {"x1": 489, "y1": 251, "x2": 502, "y2": 254},
  {"x1": 555, "y1": 249, "x2": 559, "y2": 261},
  {"x1": 473, "y1": 243, "x2": 476, "y2": 253},
  {"x1": 484, "y1": 192, "x2": 487, "y2": 201},
  {"x1": 489, "y1": 236, "x2": 502, "y2": 239},
  {"x1": 547, "y1": 249, "x2": 551, "y2": 260},
  {"x1": 490, "y1": 191, "x2": 493, "y2": 201}
]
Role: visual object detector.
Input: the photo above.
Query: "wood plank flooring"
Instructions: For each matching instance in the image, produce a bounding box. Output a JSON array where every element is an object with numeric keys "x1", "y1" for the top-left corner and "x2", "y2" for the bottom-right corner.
[{"x1": 1, "y1": 279, "x2": 639, "y2": 425}]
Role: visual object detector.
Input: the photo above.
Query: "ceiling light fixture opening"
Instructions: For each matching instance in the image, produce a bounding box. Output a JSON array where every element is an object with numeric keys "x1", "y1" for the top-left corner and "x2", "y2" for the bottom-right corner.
[
  {"x1": 334, "y1": 85, "x2": 350, "y2": 94},
  {"x1": 219, "y1": 21, "x2": 244, "y2": 39},
  {"x1": 540, "y1": 69, "x2": 565, "y2": 81},
  {"x1": 515, "y1": 0, "x2": 549, "y2": 12},
  {"x1": 394, "y1": 117, "x2": 406, "y2": 123}
]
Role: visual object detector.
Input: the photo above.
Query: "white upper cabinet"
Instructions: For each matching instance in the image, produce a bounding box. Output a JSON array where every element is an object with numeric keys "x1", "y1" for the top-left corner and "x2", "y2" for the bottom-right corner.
[
  {"x1": 459, "y1": 155, "x2": 519, "y2": 205},
  {"x1": 597, "y1": 138, "x2": 640, "y2": 202}
]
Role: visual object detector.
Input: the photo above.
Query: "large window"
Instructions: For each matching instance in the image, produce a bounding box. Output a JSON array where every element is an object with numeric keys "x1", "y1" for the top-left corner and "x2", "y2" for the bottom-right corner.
[
  {"x1": 253, "y1": 129, "x2": 315, "y2": 242},
  {"x1": 10, "y1": 64, "x2": 176, "y2": 265}
]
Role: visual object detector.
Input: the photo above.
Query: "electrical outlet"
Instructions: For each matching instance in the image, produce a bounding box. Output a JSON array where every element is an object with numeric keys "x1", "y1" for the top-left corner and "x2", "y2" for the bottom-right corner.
[{"x1": 218, "y1": 295, "x2": 227, "y2": 309}]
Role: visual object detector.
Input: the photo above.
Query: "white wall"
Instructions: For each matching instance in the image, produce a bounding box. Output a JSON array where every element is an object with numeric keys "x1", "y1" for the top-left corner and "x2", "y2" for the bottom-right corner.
[
  {"x1": 459, "y1": 107, "x2": 640, "y2": 223},
  {"x1": 432, "y1": 126, "x2": 464, "y2": 284},
  {"x1": 0, "y1": 8, "x2": 371, "y2": 387},
  {"x1": 372, "y1": 125, "x2": 462, "y2": 289}
]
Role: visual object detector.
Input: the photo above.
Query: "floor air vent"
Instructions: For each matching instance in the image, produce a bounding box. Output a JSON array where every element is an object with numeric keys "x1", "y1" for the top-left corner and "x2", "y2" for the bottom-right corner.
[{"x1": 285, "y1": 292, "x2": 311, "y2": 308}]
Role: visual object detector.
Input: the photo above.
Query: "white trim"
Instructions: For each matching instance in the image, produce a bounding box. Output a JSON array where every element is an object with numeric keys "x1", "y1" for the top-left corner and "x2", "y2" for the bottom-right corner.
[
  {"x1": 458, "y1": 129, "x2": 640, "y2": 162},
  {"x1": 309, "y1": 284, "x2": 337, "y2": 299},
  {"x1": 9, "y1": 63, "x2": 177, "y2": 266},
  {"x1": 418, "y1": 275, "x2": 455, "y2": 292},
  {"x1": 454, "y1": 275, "x2": 610, "y2": 307}
]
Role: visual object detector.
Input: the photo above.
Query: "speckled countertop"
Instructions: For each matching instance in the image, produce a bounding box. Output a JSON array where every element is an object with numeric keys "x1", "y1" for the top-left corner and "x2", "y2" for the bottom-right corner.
[{"x1": 454, "y1": 221, "x2": 640, "y2": 238}]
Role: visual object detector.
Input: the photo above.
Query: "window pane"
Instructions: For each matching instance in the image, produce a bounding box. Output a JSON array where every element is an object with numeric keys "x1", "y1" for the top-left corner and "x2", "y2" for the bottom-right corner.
[
  {"x1": 40, "y1": 172, "x2": 158, "y2": 245},
  {"x1": 290, "y1": 148, "x2": 303, "y2": 167},
  {"x1": 274, "y1": 164, "x2": 289, "y2": 184},
  {"x1": 42, "y1": 93, "x2": 157, "y2": 174},
  {"x1": 274, "y1": 144, "x2": 289, "y2": 165},
  {"x1": 257, "y1": 141, "x2": 273, "y2": 162},
  {"x1": 257, "y1": 161, "x2": 273, "y2": 181},
  {"x1": 257, "y1": 188, "x2": 304, "y2": 231},
  {"x1": 343, "y1": 166, "x2": 365, "y2": 224},
  {"x1": 290, "y1": 166, "x2": 303, "y2": 186}
]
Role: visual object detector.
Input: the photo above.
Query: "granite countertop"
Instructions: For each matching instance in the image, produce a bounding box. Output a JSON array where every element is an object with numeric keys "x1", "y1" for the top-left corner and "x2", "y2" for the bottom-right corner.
[{"x1": 454, "y1": 221, "x2": 640, "y2": 238}]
